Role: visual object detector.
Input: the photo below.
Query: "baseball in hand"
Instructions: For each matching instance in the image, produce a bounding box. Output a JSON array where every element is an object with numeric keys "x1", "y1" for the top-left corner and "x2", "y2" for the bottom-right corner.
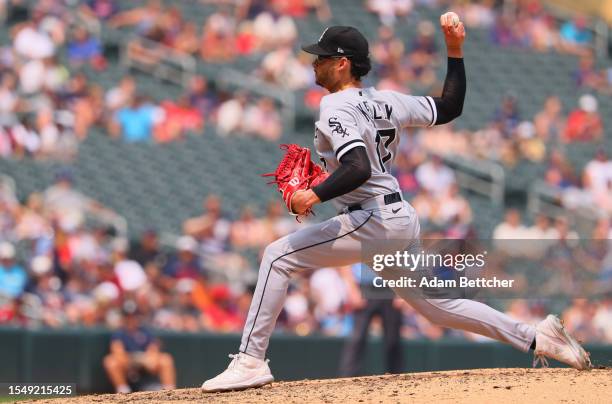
[
  {"x1": 441, "y1": 12, "x2": 460, "y2": 28},
  {"x1": 440, "y1": 11, "x2": 465, "y2": 52}
]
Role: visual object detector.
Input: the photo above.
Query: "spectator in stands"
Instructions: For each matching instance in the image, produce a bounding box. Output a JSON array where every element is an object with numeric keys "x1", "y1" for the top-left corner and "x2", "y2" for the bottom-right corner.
[
  {"x1": 516, "y1": 120, "x2": 545, "y2": 163},
  {"x1": 410, "y1": 189, "x2": 435, "y2": 227},
  {"x1": 61, "y1": 73, "x2": 101, "y2": 139},
  {"x1": 574, "y1": 52, "x2": 603, "y2": 89},
  {"x1": 183, "y1": 195, "x2": 231, "y2": 257},
  {"x1": 37, "y1": 107, "x2": 78, "y2": 160},
  {"x1": 309, "y1": 267, "x2": 349, "y2": 336},
  {"x1": 110, "y1": 96, "x2": 161, "y2": 142},
  {"x1": 490, "y1": 14, "x2": 518, "y2": 48},
  {"x1": 593, "y1": 299, "x2": 612, "y2": 342},
  {"x1": 108, "y1": 0, "x2": 165, "y2": 35},
  {"x1": 243, "y1": 97, "x2": 281, "y2": 141},
  {"x1": 583, "y1": 149, "x2": 612, "y2": 197},
  {"x1": 12, "y1": 21, "x2": 56, "y2": 60},
  {"x1": 581, "y1": 150, "x2": 612, "y2": 215},
  {"x1": 0, "y1": 242, "x2": 26, "y2": 298},
  {"x1": 15, "y1": 193, "x2": 50, "y2": 241},
  {"x1": 163, "y1": 236, "x2": 202, "y2": 281},
  {"x1": 408, "y1": 20, "x2": 438, "y2": 69},
  {"x1": 186, "y1": 76, "x2": 218, "y2": 117},
  {"x1": 528, "y1": 9, "x2": 558, "y2": 52},
  {"x1": 493, "y1": 209, "x2": 527, "y2": 239},
  {"x1": 113, "y1": 243, "x2": 148, "y2": 293},
  {"x1": 151, "y1": 277, "x2": 197, "y2": 331},
  {"x1": 493, "y1": 94, "x2": 520, "y2": 138},
  {"x1": 281, "y1": 281, "x2": 314, "y2": 334},
  {"x1": 200, "y1": 6, "x2": 236, "y2": 62},
  {"x1": 493, "y1": 209, "x2": 528, "y2": 256},
  {"x1": 0, "y1": 71, "x2": 19, "y2": 126},
  {"x1": 67, "y1": 26, "x2": 105, "y2": 70},
  {"x1": 230, "y1": 206, "x2": 268, "y2": 250},
  {"x1": 533, "y1": 96, "x2": 564, "y2": 143},
  {"x1": 559, "y1": 16, "x2": 592, "y2": 55},
  {"x1": 103, "y1": 304, "x2": 176, "y2": 393},
  {"x1": 593, "y1": 179, "x2": 612, "y2": 216},
  {"x1": 252, "y1": 2, "x2": 297, "y2": 49},
  {"x1": 415, "y1": 155, "x2": 455, "y2": 197},
  {"x1": 434, "y1": 183, "x2": 472, "y2": 228},
  {"x1": 526, "y1": 213, "x2": 558, "y2": 239},
  {"x1": 234, "y1": 21, "x2": 259, "y2": 56},
  {"x1": 259, "y1": 46, "x2": 311, "y2": 90},
  {"x1": 371, "y1": 26, "x2": 404, "y2": 70},
  {"x1": 563, "y1": 94, "x2": 603, "y2": 143},
  {"x1": 10, "y1": 116, "x2": 40, "y2": 157},
  {"x1": 452, "y1": 0, "x2": 495, "y2": 29},
  {"x1": 201, "y1": 284, "x2": 244, "y2": 332},
  {"x1": 215, "y1": 92, "x2": 248, "y2": 136},
  {"x1": 105, "y1": 76, "x2": 136, "y2": 114},
  {"x1": 562, "y1": 299, "x2": 598, "y2": 342},
  {"x1": 155, "y1": 96, "x2": 204, "y2": 143},
  {"x1": 81, "y1": 0, "x2": 120, "y2": 21},
  {"x1": 259, "y1": 200, "x2": 298, "y2": 244},
  {"x1": 130, "y1": 229, "x2": 166, "y2": 268},
  {"x1": 172, "y1": 21, "x2": 200, "y2": 55},
  {"x1": 366, "y1": 0, "x2": 412, "y2": 27},
  {"x1": 544, "y1": 149, "x2": 577, "y2": 189},
  {"x1": 523, "y1": 213, "x2": 558, "y2": 258},
  {"x1": 392, "y1": 148, "x2": 419, "y2": 195}
]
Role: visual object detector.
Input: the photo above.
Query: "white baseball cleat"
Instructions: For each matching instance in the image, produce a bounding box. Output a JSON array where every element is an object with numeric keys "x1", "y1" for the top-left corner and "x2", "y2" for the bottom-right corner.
[
  {"x1": 533, "y1": 315, "x2": 592, "y2": 370},
  {"x1": 202, "y1": 353, "x2": 274, "y2": 392}
]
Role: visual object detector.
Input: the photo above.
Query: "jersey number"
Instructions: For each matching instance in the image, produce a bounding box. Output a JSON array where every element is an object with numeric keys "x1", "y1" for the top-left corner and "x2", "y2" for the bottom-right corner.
[{"x1": 374, "y1": 128, "x2": 396, "y2": 173}]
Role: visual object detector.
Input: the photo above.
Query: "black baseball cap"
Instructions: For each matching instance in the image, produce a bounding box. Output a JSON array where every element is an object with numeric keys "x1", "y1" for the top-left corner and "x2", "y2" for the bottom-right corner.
[{"x1": 302, "y1": 26, "x2": 369, "y2": 58}]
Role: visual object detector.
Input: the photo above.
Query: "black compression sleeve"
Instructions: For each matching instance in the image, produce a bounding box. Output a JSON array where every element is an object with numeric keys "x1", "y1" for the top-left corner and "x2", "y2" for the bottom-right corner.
[
  {"x1": 312, "y1": 146, "x2": 371, "y2": 203},
  {"x1": 432, "y1": 57, "x2": 466, "y2": 125}
]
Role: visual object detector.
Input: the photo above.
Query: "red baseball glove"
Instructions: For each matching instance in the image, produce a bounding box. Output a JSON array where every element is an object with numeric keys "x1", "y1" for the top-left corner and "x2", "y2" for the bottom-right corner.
[{"x1": 263, "y1": 144, "x2": 329, "y2": 217}]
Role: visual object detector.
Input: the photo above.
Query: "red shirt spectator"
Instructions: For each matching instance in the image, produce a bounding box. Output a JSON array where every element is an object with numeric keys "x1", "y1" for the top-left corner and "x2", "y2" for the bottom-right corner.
[
  {"x1": 563, "y1": 95, "x2": 603, "y2": 142},
  {"x1": 155, "y1": 98, "x2": 203, "y2": 143}
]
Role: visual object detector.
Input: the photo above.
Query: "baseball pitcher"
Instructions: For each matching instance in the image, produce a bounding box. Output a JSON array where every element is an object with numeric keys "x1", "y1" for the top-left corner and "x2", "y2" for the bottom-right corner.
[{"x1": 202, "y1": 12, "x2": 591, "y2": 392}]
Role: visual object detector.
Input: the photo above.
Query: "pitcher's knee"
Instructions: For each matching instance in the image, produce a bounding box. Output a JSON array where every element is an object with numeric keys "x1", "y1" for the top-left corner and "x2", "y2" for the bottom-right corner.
[{"x1": 261, "y1": 240, "x2": 292, "y2": 273}]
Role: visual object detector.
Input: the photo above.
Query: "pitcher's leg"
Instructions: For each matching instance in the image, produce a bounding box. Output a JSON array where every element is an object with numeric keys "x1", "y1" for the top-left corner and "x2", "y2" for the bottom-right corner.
[
  {"x1": 397, "y1": 295, "x2": 536, "y2": 352},
  {"x1": 240, "y1": 211, "x2": 375, "y2": 359}
]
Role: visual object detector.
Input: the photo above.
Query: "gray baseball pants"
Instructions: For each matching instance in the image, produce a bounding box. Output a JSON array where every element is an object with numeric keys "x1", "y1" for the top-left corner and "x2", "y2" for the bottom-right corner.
[{"x1": 239, "y1": 200, "x2": 536, "y2": 359}]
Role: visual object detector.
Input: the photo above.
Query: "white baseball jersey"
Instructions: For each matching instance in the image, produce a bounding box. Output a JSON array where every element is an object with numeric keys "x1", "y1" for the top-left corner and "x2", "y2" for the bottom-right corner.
[{"x1": 314, "y1": 87, "x2": 437, "y2": 208}]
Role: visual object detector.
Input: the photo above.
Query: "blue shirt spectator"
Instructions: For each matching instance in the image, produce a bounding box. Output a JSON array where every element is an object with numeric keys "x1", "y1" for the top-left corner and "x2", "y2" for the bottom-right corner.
[
  {"x1": 114, "y1": 98, "x2": 158, "y2": 142},
  {"x1": 560, "y1": 19, "x2": 592, "y2": 46},
  {"x1": 83, "y1": 0, "x2": 119, "y2": 21},
  {"x1": 67, "y1": 27, "x2": 102, "y2": 65},
  {"x1": 0, "y1": 243, "x2": 26, "y2": 298},
  {"x1": 111, "y1": 326, "x2": 155, "y2": 353}
]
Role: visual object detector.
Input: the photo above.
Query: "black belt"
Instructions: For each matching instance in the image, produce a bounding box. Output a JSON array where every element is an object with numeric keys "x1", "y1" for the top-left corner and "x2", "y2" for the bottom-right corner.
[{"x1": 347, "y1": 192, "x2": 402, "y2": 212}]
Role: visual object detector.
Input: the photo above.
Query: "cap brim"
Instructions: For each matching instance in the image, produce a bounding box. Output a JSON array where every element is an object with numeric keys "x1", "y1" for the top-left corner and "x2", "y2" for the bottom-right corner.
[{"x1": 301, "y1": 43, "x2": 337, "y2": 56}]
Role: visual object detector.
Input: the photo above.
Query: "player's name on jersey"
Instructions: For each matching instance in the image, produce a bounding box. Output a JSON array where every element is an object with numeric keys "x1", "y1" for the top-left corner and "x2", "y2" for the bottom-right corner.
[
  {"x1": 372, "y1": 276, "x2": 515, "y2": 289},
  {"x1": 356, "y1": 100, "x2": 393, "y2": 122}
]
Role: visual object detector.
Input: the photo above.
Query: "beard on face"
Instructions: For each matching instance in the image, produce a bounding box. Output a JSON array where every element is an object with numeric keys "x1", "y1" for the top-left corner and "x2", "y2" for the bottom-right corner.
[{"x1": 315, "y1": 64, "x2": 333, "y2": 89}]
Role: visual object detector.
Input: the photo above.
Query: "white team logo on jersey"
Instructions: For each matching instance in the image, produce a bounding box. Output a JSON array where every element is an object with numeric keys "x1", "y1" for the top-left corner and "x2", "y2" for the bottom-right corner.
[{"x1": 328, "y1": 117, "x2": 349, "y2": 137}]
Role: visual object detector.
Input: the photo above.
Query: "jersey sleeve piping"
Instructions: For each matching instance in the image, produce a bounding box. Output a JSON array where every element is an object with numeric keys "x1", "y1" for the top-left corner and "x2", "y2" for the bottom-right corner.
[
  {"x1": 335, "y1": 139, "x2": 366, "y2": 160},
  {"x1": 425, "y1": 96, "x2": 437, "y2": 127}
]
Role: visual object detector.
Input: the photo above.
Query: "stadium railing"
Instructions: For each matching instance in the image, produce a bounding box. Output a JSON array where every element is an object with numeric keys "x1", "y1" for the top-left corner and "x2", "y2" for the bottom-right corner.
[{"x1": 443, "y1": 155, "x2": 505, "y2": 205}]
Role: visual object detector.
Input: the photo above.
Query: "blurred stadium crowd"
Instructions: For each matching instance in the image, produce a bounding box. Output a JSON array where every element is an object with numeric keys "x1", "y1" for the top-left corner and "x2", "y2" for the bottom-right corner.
[{"x1": 0, "y1": 0, "x2": 611, "y2": 344}]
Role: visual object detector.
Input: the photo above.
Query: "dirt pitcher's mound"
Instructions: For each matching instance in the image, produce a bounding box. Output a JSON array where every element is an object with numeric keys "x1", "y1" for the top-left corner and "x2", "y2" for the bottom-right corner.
[{"x1": 24, "y1": 368, "x2": 611, "y2": 404}]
